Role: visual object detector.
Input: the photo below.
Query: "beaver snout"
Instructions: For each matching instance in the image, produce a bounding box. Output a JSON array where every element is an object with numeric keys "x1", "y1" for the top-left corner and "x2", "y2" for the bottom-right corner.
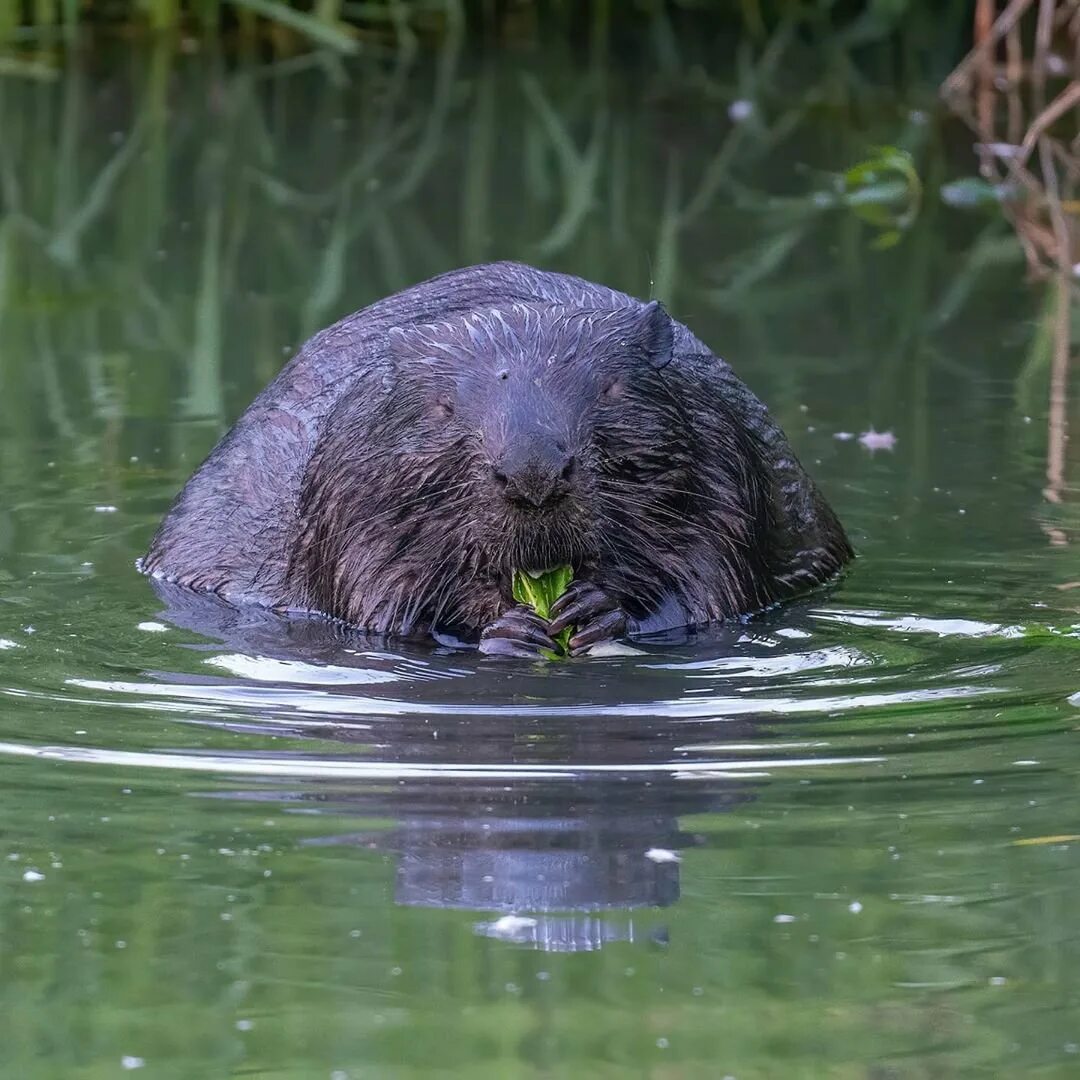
[{"x1": 491, "y1": 434, "x2": 575, "y2": 509}]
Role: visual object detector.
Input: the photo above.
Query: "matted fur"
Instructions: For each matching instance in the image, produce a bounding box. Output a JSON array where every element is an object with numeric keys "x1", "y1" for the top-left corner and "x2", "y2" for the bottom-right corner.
[{"x1": 142, "y1": 262, "x2": 851, "y2": 642}]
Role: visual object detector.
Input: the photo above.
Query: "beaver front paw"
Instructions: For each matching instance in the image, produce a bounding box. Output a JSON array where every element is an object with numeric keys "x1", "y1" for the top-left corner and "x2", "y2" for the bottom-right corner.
[
  {"x1": 548, "y1": 581, "x2": 629, "y2": 656},
  {"x1": 479, "y1": 604, "x2": 560, "y2": 658}
]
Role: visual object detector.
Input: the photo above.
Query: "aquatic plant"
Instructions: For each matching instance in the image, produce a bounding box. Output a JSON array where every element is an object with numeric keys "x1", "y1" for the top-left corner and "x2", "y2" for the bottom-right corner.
[{"x1": 512, "y1": 565, "x2": 574, "y2": 656}]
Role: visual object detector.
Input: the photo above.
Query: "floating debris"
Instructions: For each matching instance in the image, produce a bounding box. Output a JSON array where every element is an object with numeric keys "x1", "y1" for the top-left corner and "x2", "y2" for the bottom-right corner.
[
  {"x1": 22, "y1": 869, "x2": 44, "y2": 883},
  {"x1": 858, "y1": 429, "x2": 898, "y2": 452}
]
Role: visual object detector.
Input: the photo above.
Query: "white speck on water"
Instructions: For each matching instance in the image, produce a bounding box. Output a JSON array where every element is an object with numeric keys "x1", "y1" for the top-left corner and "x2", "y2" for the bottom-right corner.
[
  {"x1": 236, "y1": 1019, "x2": 254, "y2": 1032},
  {"x1": 656, "y1": 1037, "x2": 670, "y2": 1049},
  {"x1": 773, "y1": 914, "x2": 796, "y2": 924},
  {"x1": 390, "y1": 966, "x2": 402, "y2": 976},
  {"x1": 94, "y1": 505, "x2": 118, "y2": 513},
  {"x1": 137, "y1": 621, "x2": 168, "y2": 633},
  {"x1": 1065, "y1": 1042, "x2": 1078, "y2": 1055},
  {"x1": 1012, "y1": 760, "x2": 1040, "y2": 766},
  {"x1": 23, "y1": 626, "x2": 35, "y2": 634},
  {"x1": 0, "y1": 639, "x2": 20, "y2": 650},
  {"x1": 121, "y1": 1057, "x2": 145, "y2": 1071},
  {"x1": 848, "y1": 901, "x2": 863, "y2": 914},
  {"x1": 645, "y1": 848, "x2": 681, "y2": 864},
  {"x1": 990, "y1": 976, "x2": 1007, "y2": 986},
  {"x1": 834, "y1": 431, "x2": 855, "y2": 441},
  {"x1": 775, "y1": 627, "x2": 811, "y2": 639},
  {"x1": 486, "y1": 914, "x2": 538, "y2": 940},
  {"x1": 728, "y1": 99, "x2": 754, "y2": 122},
  {"x1": 330, "y1": 1071, "x2": 350, "y2": 1080},
  {"x1": 692, "y1": 986, "x2": 704, "y2": 996},
  {"x1": 115, "y1": 940, "x2": 126, "y2": 949},
  {"x1": 536, "y1": 971, "x2": 551, "y2": 981},
  {"x1": 505, "y1": 982, "x2": 520, "y2": 994},
  {"x1": 349, "y1": 929, "x2": 362, "y2": 938},
  {"x1": 75, "y1": 730, "x2": 87, "y2": 736}
]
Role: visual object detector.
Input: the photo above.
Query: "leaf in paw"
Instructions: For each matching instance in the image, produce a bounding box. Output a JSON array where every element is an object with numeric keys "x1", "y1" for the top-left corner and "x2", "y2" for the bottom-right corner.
[
  {"x1": 548, "y1": 581, "x2": 618, "y2": 635},
  {"x1": 547, "y1": 580, "x2": 629, "y2": 655},
  {"x1": 478, "y1": 604, "x2": 559, "y2": 657},
  {"x1": 568, "y1": 607, "x2": 629, "y2": 655}
]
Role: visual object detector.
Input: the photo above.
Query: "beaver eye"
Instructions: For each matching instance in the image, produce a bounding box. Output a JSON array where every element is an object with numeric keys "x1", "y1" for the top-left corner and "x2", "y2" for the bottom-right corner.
[{"x1": 601, "y1": 377, "x2": 625, "y2": 401}]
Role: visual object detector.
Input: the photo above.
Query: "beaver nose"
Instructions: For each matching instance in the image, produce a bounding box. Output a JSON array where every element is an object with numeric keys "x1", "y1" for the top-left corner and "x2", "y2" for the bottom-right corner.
[{"x1": 492, "y1": 445, "x2": 575, "y2": 509}]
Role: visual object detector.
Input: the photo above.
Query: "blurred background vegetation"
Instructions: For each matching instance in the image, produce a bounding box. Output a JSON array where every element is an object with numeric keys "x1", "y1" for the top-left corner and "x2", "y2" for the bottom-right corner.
[
  {"x1": 0, "y1": 0, "x2": 1076, "y2": 547},
  {"x1": 0, "y1": 0, "x2": 986, "y2": 62}
]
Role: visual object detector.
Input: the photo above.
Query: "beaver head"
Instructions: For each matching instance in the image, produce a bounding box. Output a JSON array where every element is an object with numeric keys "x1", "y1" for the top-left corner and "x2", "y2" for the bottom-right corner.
[{"x1": 290, "y1": 300, "x2": 767, "y2": 636}]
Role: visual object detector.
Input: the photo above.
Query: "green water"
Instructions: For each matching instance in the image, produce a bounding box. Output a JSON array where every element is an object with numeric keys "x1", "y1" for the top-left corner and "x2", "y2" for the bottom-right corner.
[{"x1": 1, "y1": 35, "x2": 1079, "y2": 1080}]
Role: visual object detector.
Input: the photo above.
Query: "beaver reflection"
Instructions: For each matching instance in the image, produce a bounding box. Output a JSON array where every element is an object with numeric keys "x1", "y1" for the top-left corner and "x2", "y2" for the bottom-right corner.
[
  {"x1": 302, "y1": 767, "x2": 753, "y2": 953},
  {"x1": 151, "y1": 580, "x2": 758, "y2": 950}
]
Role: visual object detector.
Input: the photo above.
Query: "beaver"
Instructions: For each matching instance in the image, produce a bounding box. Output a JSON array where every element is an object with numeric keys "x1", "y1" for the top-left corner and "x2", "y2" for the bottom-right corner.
[{"x1": 141, "y1": 262, "x2": 851, "y2": 657}]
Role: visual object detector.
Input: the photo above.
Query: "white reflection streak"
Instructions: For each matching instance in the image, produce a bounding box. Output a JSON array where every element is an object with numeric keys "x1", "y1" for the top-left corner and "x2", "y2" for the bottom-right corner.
[
  {"x1": 63, "y1": 677, "x2": 994, "y2": 720},
  {"x1": 0, "y1": 740, "x2": 884, "y2": 780},
  {"x1": 812, "y1": 610, "x2": 1026, "y2": 638}
]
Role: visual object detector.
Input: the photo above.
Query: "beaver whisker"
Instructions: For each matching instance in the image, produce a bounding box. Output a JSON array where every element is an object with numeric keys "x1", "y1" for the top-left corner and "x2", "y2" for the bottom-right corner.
[
  {"x1": 593, "y1": 491, "x2": 752, "y2": 563},
  {"x1": 595, "y1": 477, "x2": 752, "y2": 521}
]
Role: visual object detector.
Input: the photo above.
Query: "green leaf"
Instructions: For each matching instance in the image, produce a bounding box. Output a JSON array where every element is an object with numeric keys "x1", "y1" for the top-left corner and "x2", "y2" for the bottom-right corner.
[
  {"x1": 840, "y1": 146, "x2": 922, "y2": 245},
  {"x1": 512, "y1": 565, "x2": 574, "y2": 657}
]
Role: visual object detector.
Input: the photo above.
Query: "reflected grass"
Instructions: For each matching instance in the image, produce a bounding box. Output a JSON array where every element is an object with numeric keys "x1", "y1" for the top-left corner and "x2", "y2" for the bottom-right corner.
[{"x1": 0, "y1": 18, "x2": 1069, "y2": 550}]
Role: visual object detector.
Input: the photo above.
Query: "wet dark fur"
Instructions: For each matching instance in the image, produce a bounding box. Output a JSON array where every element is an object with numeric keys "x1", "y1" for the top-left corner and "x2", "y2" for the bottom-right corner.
[{"x1": 142, "y1": 262, "x2": 851, "y2": 642}]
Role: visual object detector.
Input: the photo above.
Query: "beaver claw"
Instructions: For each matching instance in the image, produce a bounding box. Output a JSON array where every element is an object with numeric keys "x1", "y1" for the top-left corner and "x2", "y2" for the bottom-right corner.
[
  {"x1": 549, "y1": 581, "x2": 629, "y2": 656},
  {"x1": 479, "y1": 604, "x2": 559, "y2": 658}
]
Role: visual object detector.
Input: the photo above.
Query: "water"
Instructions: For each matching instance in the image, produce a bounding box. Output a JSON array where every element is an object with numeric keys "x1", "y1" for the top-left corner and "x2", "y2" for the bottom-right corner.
[{"x1": 1, "y1": 38, "x2": 1079, "y2": 1079}]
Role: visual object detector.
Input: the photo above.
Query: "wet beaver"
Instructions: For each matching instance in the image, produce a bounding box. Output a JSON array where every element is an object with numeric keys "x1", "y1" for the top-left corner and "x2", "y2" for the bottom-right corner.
[{"x1": 142, "y1": 262, "x2": 851, "y2": 656}]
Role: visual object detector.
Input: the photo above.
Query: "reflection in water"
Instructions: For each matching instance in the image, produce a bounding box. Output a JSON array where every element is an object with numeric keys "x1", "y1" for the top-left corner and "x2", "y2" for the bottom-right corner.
[{"x1": 301, "y1": 774, "x2": 721, "y2": 953}]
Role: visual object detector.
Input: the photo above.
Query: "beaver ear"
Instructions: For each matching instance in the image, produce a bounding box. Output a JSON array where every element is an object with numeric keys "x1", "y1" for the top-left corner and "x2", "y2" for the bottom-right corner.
[{"x1": 637, "y1": 300, "x2": 674, "y2": 370}]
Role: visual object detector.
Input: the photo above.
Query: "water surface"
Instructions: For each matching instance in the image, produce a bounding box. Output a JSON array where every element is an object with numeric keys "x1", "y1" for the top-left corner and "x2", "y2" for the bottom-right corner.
[{"x1": 1, "y1": 38, "x2": 1079, "y2": 1079}]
